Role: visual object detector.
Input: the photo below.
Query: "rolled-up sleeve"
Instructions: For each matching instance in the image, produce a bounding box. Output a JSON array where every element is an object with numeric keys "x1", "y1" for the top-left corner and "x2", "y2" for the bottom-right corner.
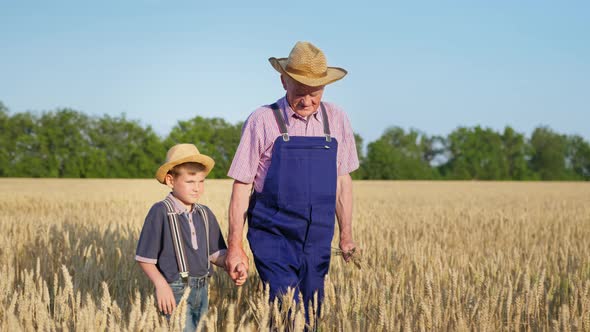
[
  {"x1": 336, "y1": 110, "x2": 360, "y2": 176},
  {"x1": 135, "y1": 203, "x2": 164, "y2": 264},
  {"x1": 227, "y1": 111, "x2": 264, "y2": 183}
]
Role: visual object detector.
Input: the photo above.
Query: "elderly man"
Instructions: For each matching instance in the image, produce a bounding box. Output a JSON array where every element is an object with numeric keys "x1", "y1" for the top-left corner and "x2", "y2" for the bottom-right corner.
[{"x1": 225, "y1": 41, "x2": 359, "y2": 310}]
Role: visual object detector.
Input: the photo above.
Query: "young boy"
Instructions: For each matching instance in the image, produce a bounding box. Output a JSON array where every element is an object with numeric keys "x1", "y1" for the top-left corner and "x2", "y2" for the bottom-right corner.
[{"x1": 136, "y1": 143, "x2": 246, "y2": 331}]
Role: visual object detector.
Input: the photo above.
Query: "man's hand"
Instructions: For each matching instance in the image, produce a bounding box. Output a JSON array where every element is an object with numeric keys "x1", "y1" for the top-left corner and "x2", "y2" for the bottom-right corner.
[
  {"x1": 155, "y1": 281, "x2": 176, "y2": 315},
  {"x1": 339, "y1": 238, "x2": 357, "y2": 263},
  {"x1": 225, "y1": 246, "x2": 249, "y2": 285}
]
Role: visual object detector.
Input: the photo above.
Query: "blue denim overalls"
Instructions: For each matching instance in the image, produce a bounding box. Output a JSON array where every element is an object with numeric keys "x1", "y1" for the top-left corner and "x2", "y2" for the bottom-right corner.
[{"x1": 247, "y1": 102, "x2": 338, "y2": 313}]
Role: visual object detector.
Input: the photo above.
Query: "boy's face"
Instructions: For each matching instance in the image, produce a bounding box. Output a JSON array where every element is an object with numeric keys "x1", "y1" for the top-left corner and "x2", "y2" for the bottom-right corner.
[{"x1": 165, "y1": 167, "x2": 206, "y2": 210}]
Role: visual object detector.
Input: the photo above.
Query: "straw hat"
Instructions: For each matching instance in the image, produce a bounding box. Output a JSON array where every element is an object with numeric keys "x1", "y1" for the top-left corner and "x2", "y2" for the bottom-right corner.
[
  {"x1": 155, "y1": 144, "x2": 215, "y2": 184},
  {"x1": 269, "y1": 41, "x2": 347, "y2": 87}
]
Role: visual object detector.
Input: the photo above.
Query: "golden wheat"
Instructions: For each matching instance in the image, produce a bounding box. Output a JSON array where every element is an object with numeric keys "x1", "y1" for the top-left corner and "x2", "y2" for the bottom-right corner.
[{"x1": 0, "y1": 179, "x2": 589, "y2": 331}]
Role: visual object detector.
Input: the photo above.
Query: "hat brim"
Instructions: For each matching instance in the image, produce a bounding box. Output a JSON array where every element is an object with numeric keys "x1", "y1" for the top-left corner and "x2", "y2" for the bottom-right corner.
[
  {"x1": 155, "y1": 154, "x2": 215, "y2": 184},
  {"x1": 269, "y1": 57, "x2": 347, "y2": 87}
]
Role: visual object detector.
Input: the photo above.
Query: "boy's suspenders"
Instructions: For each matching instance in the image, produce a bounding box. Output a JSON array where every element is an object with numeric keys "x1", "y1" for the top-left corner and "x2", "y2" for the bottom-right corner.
[
  {"x1": 163, "y1": 198, "x2": 189, "y2": 278},
  {"x1": 195, "y1": 203, "x2": 211, "y2": 274},
  {"x1": 162, "y1": 197, "x2": 211, "y2": 279}
]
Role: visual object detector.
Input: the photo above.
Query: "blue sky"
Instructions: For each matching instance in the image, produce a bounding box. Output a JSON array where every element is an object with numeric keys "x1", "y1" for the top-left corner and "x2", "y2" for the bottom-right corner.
[{"x1": 1, "y1": 1, "x2": 589, "y2": 146}]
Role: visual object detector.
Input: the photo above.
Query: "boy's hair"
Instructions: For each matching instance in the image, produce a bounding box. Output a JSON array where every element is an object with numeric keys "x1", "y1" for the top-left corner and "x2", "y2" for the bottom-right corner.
[{"x1": 168, "y1": 162, "x2": 207, "y2": 178}]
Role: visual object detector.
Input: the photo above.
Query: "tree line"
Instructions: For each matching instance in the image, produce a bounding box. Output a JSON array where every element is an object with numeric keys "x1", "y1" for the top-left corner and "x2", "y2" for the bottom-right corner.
[{"x1": 1, "y1": 101, "x2": 588, "y2": 181}]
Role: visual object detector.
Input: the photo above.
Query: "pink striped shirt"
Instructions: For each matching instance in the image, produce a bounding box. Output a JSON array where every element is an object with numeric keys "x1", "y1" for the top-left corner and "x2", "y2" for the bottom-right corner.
[{"x1": 228, "y1": 96, "x2": 359, "y2": 193}]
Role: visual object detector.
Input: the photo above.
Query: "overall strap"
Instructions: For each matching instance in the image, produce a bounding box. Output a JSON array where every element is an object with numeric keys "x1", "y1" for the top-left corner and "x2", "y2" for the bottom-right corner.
[
  {"x1": 195, "y1": 204, "x2": 211, "y2": 274},
  {"x1": 270, "y1": 103, "x2": 289, "y2": 142},
  {"x1": 320, "y1": 102, "x2": 332, "y2": 142},
  {"x1": 163, "y1": 198, "x2": 189, "y2": 278}
]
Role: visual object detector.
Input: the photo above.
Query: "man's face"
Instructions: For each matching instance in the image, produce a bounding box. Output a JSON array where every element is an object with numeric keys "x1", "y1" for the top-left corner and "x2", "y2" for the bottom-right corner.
[{"x1": 282, "y1": 75, "x2": 325, "y2": 118}]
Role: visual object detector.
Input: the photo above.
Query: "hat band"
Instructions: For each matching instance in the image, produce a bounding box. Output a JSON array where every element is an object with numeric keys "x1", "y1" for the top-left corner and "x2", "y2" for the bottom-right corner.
[{"x1": 285, "y1": 64, "x2": 328, "y2": 78}]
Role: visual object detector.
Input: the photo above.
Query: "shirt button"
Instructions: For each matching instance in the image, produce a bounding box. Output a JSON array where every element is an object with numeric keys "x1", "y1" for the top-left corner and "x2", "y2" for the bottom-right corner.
[{"x1": 192, "y1": 232, "x2": 195, "y2": 235}]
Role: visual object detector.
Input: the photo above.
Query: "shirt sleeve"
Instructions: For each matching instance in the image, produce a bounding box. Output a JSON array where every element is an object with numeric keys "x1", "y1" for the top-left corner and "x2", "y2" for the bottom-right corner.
[
  {"x1": 227, "y1": 110, "x2": 265, "y2": 183},
  {"x1": 204, "y1": 206, "x2": 228, "y2": 257},
  {"x1": 336, "y1": 108, "x2": 360, "y2": 176},
  {"x1": 135, "y1": 202, "x2": 165, "y2": 264}
]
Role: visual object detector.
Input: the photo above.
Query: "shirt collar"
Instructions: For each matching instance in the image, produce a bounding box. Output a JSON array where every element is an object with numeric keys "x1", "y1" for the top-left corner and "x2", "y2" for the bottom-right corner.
[
  {"x1": 166, "y1": 193, "x2": 195, "y2": 215},
  {"x1": 279, "y1": 96, "x2": 323, "y2": 124}
]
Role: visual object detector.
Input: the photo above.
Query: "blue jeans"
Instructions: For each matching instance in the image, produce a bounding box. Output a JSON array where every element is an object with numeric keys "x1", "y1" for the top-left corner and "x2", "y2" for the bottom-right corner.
[{"x1": 166, "y1": 276, "x2": 209, "y2": 332}]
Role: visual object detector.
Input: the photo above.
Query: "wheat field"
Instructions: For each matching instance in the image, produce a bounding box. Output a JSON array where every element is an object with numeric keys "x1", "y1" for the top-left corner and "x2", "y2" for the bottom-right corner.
[{"x1": 0, "y1": 179, "x2": 589, "y2": 331}]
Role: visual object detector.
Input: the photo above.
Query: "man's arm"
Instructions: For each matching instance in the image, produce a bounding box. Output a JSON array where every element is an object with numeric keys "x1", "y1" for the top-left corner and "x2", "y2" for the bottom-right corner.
[
  {"x1": 335, "y1": 173, "x2": 356, "y2": 262},
  {"x1": 225, "y1": 180, "x2": 253, "y2": 282}
]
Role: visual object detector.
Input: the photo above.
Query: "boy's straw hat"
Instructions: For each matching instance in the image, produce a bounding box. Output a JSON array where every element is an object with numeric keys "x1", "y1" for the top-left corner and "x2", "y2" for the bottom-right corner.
[
  {"x1": 269, "y1": 41, "x2": 347, "y2": 87},
  {"x1": 156, "y1": 144, "x2": 214, "y2": 184}
]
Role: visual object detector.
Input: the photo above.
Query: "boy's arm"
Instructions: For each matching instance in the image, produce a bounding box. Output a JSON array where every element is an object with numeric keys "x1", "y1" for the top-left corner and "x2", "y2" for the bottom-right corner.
[
  {"x1": 137, "y1": 262, "x2": 176, "y2": 315},
  {"x1": 209, "y1": 250, "x2": 226, "y2": 267},
  {"x1": 205, "y1": 205, "x2": 248, "y2": 286},
  {"x1": 208, "y1": 251, "x2": 246, "y2": 285},
  {"x1": 136, "y1": 203, "x2": 176, "y2": 314},
  {"x1": 204, "y1": 206, "x2": 228, "y2": 268}
]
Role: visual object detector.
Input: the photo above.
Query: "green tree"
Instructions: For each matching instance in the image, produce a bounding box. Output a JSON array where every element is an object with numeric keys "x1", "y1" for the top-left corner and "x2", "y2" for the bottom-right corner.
[
  {"x1": 0, "y1": 102, "x2": 9, "y2": 176},
  {"x1": 88, "y1": 114, "x2": 165, "y2": 178},
  {"x1": 501, "y1": 126, "x2": 532, "y2": 180},
  {"x1": 4, "y1": 112, "x2": 46, "y2": 177},
  {"x1": 362, "y1": 127, "x2": 436, "y2": 179},
  {"x1": 441, "y1": 126, "x2": 509, "y2": 180},
  {"x1": 165, "y1": 117, "x2": 242, "y2": 179},
  {"x1": 37, "y1": 109, "x2": 92, "y2": 177},
  {"x1": 529, "y1": 127, "x2": 570, "y2": 180},
  {"x1": 419, "y1": 135, "x2": 445, "y2": 167},
  {"x1": 565, "y1": 135, "x2": 590, "y2": 180}
]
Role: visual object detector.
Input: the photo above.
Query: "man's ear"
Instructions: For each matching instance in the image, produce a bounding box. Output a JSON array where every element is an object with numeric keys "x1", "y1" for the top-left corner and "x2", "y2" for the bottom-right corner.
[
  {"x1": 280, "y1": 75, "x2": 288, "y2": 90},
  {"x1": 164, "y1": 173, "x2": 175, "y2": 189}
]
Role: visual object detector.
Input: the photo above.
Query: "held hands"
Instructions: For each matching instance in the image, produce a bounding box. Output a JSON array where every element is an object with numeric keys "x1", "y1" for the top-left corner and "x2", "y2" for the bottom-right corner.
[
  {"x1": 155, "y1": 281, "x2": 176, "y2": 315},
  {"x1": 225, "y1": 246, "x2": 249, "y2": 286}
]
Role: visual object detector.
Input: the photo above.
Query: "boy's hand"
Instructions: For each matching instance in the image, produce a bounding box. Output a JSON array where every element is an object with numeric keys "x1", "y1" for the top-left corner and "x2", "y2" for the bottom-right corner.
[
  {"x1": 233, "y1": 262, "x2": 247, "y2": 286},
  {"x1": 155, "y1": 282, "x2": 176, "y2": 315},
  {"x1": 137, "y1": 262, "x2": 177, "y2": 315}
]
